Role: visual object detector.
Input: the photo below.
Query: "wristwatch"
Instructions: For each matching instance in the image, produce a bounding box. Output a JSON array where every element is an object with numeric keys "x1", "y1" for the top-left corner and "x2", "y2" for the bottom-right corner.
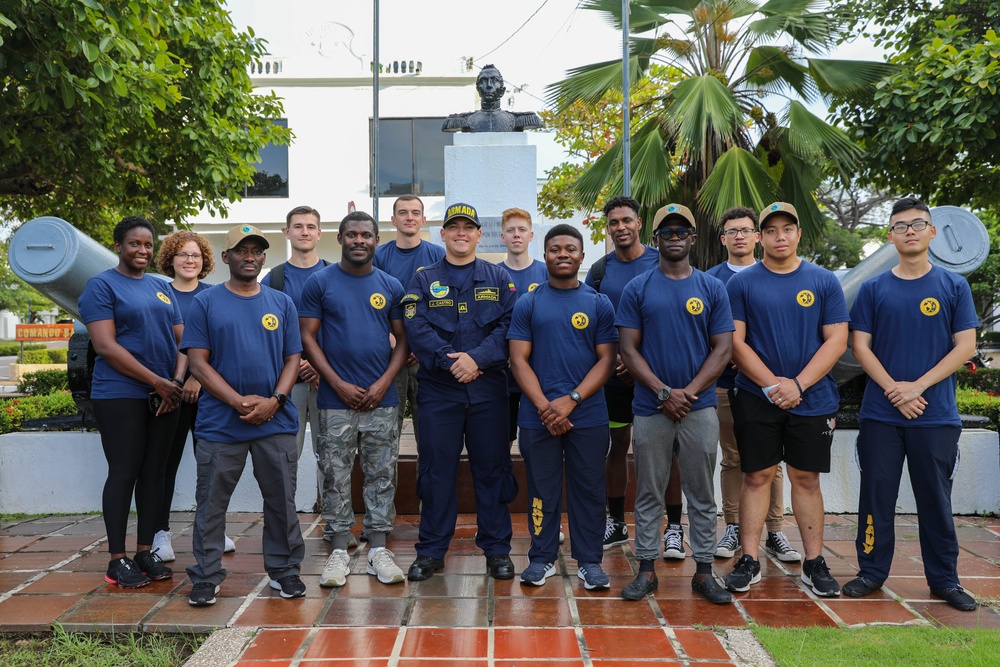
[
  {"x1": 656, "y1": 386, "x2": 672, "y2": 403},
  {"x1": 271, "y1": 392, "x2": 287, "y2": 407},
  {"x1": 569, "y1": 390, "x2": 583, "y2": 405}
]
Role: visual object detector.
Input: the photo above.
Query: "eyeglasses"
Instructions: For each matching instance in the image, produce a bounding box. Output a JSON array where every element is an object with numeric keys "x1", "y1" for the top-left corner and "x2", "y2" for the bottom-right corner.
[
  {"x1": 654, "y1": 227, "x2": 695, "y2": 239},
  {"x1": 228, "y1": 247, "x2": 265, "y2": 258},
  {"x1": 175, "y1": 253, "x2": 202, "y2": 261},
  {"x1": 890, "y1": 220, "x2": 930, "y2": 234},
  {"x1": 723, "y1": 227, "x2": 756, "y2": 238}
]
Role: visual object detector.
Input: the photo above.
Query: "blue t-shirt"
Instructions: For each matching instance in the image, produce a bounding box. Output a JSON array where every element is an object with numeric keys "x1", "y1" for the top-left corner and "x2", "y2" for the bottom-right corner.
[
  {"x1": 170, "y1": 281, "x2": 212, "y2": 322},
  {"x1": 260, "y1": 261, "x2": 329, "y2": 310},
  {"x1": 850, "y1": 266, "x2": 978, "y2": 427},
  {"x1": 373, "y1": 240, "x2": 445, "y2": 287},
  {"x1": 507, "y1": 282, "x2": 618, "y2": 429},
  {"x1": 499, "y1": 259, "x2": 550, "y2": 393},
  {"x1": 585, "y1": 246, "x2": 658, "y2": 389},
  {"x1": 727, "y1": 260, "x2": 849, "y2": 416},
  {"x1": 616, "y1": 269, "x2": 734, "y2": 415},
  {"x1": 79, "y1": 269, "x2": 182, "y2": 399},
  {"x1": 705, "y1": 261, "x2": 756, "y2": 389},
  {"x1": 299, "y1": 264, "x2": 406, "y2": 410},
  {"x1": 180, "y1": 285, "x2": 302, "y2": 444}
]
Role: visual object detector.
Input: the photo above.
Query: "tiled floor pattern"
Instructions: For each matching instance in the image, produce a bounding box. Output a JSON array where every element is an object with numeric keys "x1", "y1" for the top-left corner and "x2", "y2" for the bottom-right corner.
[{"x1": 1, "y1": 513, "x2": 998, "y2": 665}]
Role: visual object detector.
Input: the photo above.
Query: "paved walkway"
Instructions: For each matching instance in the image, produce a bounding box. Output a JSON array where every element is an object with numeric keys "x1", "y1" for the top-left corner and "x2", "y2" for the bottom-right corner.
[{"x1": 1, "y1": 512, "x2": 998, "y2": 665}]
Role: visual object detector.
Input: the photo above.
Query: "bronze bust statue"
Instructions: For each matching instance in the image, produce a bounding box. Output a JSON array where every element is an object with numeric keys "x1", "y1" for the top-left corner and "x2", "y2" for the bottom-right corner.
[{"x1": 443, "y1": 64, "x2": 543, "y2": 133}]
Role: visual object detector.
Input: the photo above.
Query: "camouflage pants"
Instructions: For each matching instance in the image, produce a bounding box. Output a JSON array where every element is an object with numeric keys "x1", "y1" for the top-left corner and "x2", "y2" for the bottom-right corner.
[{"x1": 317, "y1": 407, "x2": 399, "y2": 536}]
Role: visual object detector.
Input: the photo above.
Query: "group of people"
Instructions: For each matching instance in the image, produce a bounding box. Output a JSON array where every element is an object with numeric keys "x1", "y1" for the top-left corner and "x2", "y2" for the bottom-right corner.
[{"x1": 79, "y1": 193, "x2": 979, "y2": 612}]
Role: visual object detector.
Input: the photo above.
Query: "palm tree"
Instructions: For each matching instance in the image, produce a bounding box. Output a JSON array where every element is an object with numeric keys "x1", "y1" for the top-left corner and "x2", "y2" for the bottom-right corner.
[{"x1": 546, "y1": 0, "x2": 894, "y2": 267}]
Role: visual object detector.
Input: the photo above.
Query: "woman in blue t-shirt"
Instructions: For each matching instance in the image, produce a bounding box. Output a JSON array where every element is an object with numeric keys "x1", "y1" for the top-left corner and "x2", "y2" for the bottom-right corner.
[
  {"x1": 78, "y1": 216, "x2": 186, "y2": 589},
  {"x1": 151, "y1": 230, "x2": 221, "y2": 563}
]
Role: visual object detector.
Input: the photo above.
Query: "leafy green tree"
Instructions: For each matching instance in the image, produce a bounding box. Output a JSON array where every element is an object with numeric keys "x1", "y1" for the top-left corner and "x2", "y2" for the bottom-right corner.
[
  {"x1": 546, "y1": 0, "x2": 892, "y2": 267},
  {"x1": 966, "y1": 209, "x2": 1000, "y2": 334},
  {"x1": 832, "y1": 1, "x2": 1000, "y2": 214},
  {"x1": 0, "y1": 0, "x2": 291, "y2": 241}
]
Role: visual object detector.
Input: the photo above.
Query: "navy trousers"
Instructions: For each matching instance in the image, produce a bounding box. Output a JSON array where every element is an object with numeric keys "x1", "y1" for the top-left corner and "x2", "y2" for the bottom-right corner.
[
  {"x1": 415, "y1": 396, "x2": 516, "y2": 558},
  {"x1": 855, "y1": 420, "x2": 962, "y2": 588},
  {"x1": 519, "y1": 425, "x2": 608, "y2": 564}
]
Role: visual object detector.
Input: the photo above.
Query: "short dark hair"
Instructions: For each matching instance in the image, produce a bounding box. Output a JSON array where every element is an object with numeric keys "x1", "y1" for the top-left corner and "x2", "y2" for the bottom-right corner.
[
  {"x1": 719, "y1": 207, "x2": 758, "y2": 230},
  {"x1": 339, "y1": 211, "x2": 379, "y2": 236},
  {"x1": 544, "y1": 223, "x2": 583, "y2": 247},
  {"x1": 113, "y1": 215, "x2": 155, "y2": 245},
  {"x1": 890, "y1": 197, "x2": 931, "y2": 219},
  {"x1": 286, "y1": 205, "x2": 320, "y2": 227},
  {"x1": 392, "y1": 195, "x2": 424, "y2": 215},
  {"x1": 602, "y1": 195, "x2": 641, "y2": 218}
]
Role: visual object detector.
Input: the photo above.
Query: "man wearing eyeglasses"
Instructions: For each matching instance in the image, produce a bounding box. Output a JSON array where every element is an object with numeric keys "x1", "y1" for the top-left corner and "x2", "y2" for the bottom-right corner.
[
  {"x1": 706, "y1": 209, "x2": 798, "y2": 563},
  {"x1": 844, "y1": 198, "x2": 978, "y2": 611},
  {"x1": 616, "y1": 204, "x2": 734, "y2": 604},
  {"x1": 723, "y1": 202, "x2": 848, "y2": 598}
]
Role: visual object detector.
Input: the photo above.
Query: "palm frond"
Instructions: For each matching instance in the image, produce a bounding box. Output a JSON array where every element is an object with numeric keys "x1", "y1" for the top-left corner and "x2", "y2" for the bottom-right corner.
[
  {"x1": 807, "y1": 58, "x2": 897, "y2": 96},
  {"x1": 777, "y1": 153, "x2": 826, "y2": 242},
  {"x1": 784, "y1": 101, "x2": 860, "y2": 173},
  {"x1": 697, "y1": 147, "x2": 782, "y2": 221},
  {"x1": 546, "y1": 57, "x2": 646, "y2": 111},
  {"x1": 630, "y1": 120, "x2": 675, "y2": 206},
  {"x1": 742, "y1": 45, "x2": 815, "y2": 102},
  {"x1": 666, "y1": 75, "x2": 744, "y2": 157},
  {"x1": 574, "y1": 140, "x2": 624, "y2": 208}
]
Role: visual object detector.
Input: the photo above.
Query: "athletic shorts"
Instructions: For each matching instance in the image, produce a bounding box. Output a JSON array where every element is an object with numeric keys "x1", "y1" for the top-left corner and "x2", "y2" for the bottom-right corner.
[
  {"x1": 508, "y1": 391, "x2": 521, "y2": 442},
  {"x1": 732, "y1": 388, "x2": 835, "y2": 473},
  {"x1": 604, "y1": 384, "x2": 634, "y2": 427}
]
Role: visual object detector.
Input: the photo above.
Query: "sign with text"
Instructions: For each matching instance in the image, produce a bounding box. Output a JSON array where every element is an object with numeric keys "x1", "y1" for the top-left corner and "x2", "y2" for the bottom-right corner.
[{"x1": 15, "y1": 324, "x2": 73, "y2": 342}]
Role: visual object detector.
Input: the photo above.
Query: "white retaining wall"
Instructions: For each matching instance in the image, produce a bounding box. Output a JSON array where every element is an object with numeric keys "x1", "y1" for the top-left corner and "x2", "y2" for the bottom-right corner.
[{"x1": 1, "y1": 429, "x2": 998, "y2": 515}]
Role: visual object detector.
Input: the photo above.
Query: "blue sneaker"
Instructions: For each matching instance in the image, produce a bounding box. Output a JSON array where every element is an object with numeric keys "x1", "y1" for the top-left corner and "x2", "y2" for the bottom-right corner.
[
  {"x1": 519, "y1": 561, "x2": 556, "y2": 586},
  {"x1": 577, "y1": 562, "x2": 610, "y2": 590}
]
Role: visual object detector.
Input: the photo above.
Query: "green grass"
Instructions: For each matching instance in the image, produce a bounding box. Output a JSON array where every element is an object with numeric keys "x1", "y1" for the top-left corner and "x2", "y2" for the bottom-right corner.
[
  {"x1": 0, "y1": 626, "x2": 202, "y2": 667},
  {"x1": 754, "y1": 625, "x2": 1000, "y2": 667}
]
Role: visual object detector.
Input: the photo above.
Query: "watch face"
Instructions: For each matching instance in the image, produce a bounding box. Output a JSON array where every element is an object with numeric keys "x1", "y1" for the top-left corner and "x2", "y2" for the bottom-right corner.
[{"x1": 657, "y1": 388, "x2": 670, "y2": 402}]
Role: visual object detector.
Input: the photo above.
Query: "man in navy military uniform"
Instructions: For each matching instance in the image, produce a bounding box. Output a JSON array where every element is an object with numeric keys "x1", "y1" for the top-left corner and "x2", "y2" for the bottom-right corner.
[{"x1": 402, "y1": 202, "x2": 519, "y2": 581}]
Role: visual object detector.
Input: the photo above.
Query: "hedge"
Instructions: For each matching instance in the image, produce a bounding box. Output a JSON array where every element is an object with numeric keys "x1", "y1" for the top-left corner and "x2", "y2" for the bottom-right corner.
[
  {"x1": 0, "y1": 342, "x2": 45, "y2": 357},
  {"x1": 956, "y1": 387, "x2": 1000, "y2": 431},
  {"x1": 980, "y1": 330, "x2": 1000, "y2": 345},
  {"x1": 17, "y1": 369, "x2": 70, "y2": 395},
  {"x1": 0, "y1": 391, "x2": 78, "y2": 435},
  {"x1": 20, "y1": 348, "x2": 67, "y2": 364},
  {"x1": 957, "y1": 367, "x2": 1000, "y2": 395}
]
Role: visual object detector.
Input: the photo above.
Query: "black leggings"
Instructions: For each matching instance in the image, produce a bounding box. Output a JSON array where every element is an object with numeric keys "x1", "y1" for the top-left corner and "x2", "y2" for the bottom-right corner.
[
  {"x1": 92, "y1": 398, "x2": 179, "y2": 554},
  {"x1": 158, "y1": 400, "x2": 198, "y2": 532}
]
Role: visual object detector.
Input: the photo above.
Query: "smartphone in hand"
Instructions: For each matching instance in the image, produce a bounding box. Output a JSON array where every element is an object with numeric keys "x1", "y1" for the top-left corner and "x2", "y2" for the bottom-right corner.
[{"x1": 148, "y1": 391, "x2": 163, "y2": 414}]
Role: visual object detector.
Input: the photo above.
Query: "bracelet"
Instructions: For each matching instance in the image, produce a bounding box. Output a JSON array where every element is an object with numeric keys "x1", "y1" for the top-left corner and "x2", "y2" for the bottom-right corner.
[
  {"x1": 792, "y1": 378, "x2": 804, "y2": 397},
  {"x1": 171, "y1": 377, "x2": 184, "y2": 386}
]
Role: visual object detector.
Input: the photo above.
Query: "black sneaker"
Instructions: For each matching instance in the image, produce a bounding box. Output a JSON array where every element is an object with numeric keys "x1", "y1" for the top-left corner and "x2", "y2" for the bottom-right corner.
[
  {"x1": 134, "y1": 549, "x2": 172, "y2": 581},
  {"x1": 715, "y1": 523, "x2": 741, "y2": 558},
  {"x1": 843, "y1": 576, "x2": 882, "y2": 598},
  {"x1": 802, "y1": 556, "x2": 841, "y2": 597},
  {"x1": 764, "y1": 531, "x2": 802, "y2": 562},
  {"x1": 105, "y1": 557, "x2": 150, "y2": 589},
  {"x1": 931, "y1": 587, "x2": 978, "y2": 611},
  {"x1": 188, "y1": 582, "x2": 219, "y2": 606},
  {"x1": 269, "y1": 574, "x2": 306, "y2": 599},
  {"x1": 724, "y1": 554, "x2": 761, "y2": 592},
  {"x1": 602, "y1": 517, "x2": 628, "y2": 550},
  {"x1": 662, "y1": 523, "x2": 686, "y2": 560}
]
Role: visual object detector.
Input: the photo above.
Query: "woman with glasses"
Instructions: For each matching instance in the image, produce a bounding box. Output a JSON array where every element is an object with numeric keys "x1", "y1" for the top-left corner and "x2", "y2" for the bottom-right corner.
[
  {"x1": 79, "y1": 216, "x2": 185, "y2": 588},
  {"x1": 151, "y1": 231, "x2": 238, "y2": 561}
]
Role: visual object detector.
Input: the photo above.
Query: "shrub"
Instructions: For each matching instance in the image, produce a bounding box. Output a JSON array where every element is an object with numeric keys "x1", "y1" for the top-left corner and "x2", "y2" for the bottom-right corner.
[
  {"x1": 956, "y1": 387, "x2": 1000, "y2": 431},
  {"x1": 17, "y1": 369, "x2": 70, "y2": 395},
  {"x1": 21, "y1": 349, "x2": 52, "y2": 364},
  {"x1": 980, "y1": 330, "x2": 1000, "y2": 345},
  {"x1": 0, "y1": 342, "x2": 45, "y2": 357},
  {"x1": 46, "y1": 348, "x2": 68, "y2": 363},
  {"x1": 957, "y1": 367, "x2": 1000, "y2": 394},
  {"x1": 0, "y1": 391, "x2": 78, "y2": 434}
]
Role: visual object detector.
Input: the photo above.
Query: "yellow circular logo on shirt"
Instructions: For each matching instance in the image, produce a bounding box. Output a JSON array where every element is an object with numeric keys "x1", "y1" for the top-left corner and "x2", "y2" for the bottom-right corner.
[
  {"x1": 571, "y1": 312, "x2": 589, "y2": 330},
  {"x1": 528, "y1": 282, "x2": 540, "y2": 292},
  {"x1": 156, "y1": 292, "x2": 171, "y2": 304},
  {"x1": 796, "y1": 290, "x2": 815, "y2": 307},
  {"x1": 686, "y1": 297, "x2": 704, "y2": 315},
  {"x1": 262, "y1": 313, "x2": 279, "y2": 331},
  {"x1": 370, "y1": 293, "x2": 386, "y2": 309},
  {"x1": 920, "y1": 298, "x2": 940, "y2": 316},
  {"x1": 430, "y1": 281, "x2": 449, "y2": 298}
]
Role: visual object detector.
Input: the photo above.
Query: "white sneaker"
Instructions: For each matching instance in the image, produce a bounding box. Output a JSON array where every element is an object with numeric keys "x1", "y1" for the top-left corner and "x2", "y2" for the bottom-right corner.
[
  {"x1": 320, "y1": 549, "x2": 351, "y2": 587},
  {"x1": 152, "y1": 530, "x2": 175, "y2": 562},
  {"x1": 559, "y1": 531, "x2": 565, "y2": 544},
  {"x1": 367, "y1": 547, "x2": 405, "y2": 584},
  {"x1": 224, "y1": 535, "x2": 236, "y2": 553}
]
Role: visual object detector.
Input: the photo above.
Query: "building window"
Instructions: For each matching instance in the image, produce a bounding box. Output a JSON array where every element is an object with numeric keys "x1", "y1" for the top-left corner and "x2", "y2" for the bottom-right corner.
[
  {"x1": 371, "y1": 118, "x2": 453, "y2": 196},
  {"x1": 245, "y1": 119, "x2": 289, "y2": 197}
]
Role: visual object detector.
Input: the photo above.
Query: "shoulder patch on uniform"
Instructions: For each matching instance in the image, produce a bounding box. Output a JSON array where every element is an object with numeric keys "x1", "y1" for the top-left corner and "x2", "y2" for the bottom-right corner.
[
  {"x1": 405, "y1": 303, "x2": 416, "y2": 319},
  {"x1": 508, "y1": 282, "x2": 516, "y2": 292},
  {"x1": 401, "y1": 293, "x2": 420, "y2": 303}
]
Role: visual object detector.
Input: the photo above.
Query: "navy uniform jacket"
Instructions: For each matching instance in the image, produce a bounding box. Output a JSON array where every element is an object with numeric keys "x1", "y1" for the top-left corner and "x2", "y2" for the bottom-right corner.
[{"x1": 402, "y1": 259, "x2": 516, "y2": 404}]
